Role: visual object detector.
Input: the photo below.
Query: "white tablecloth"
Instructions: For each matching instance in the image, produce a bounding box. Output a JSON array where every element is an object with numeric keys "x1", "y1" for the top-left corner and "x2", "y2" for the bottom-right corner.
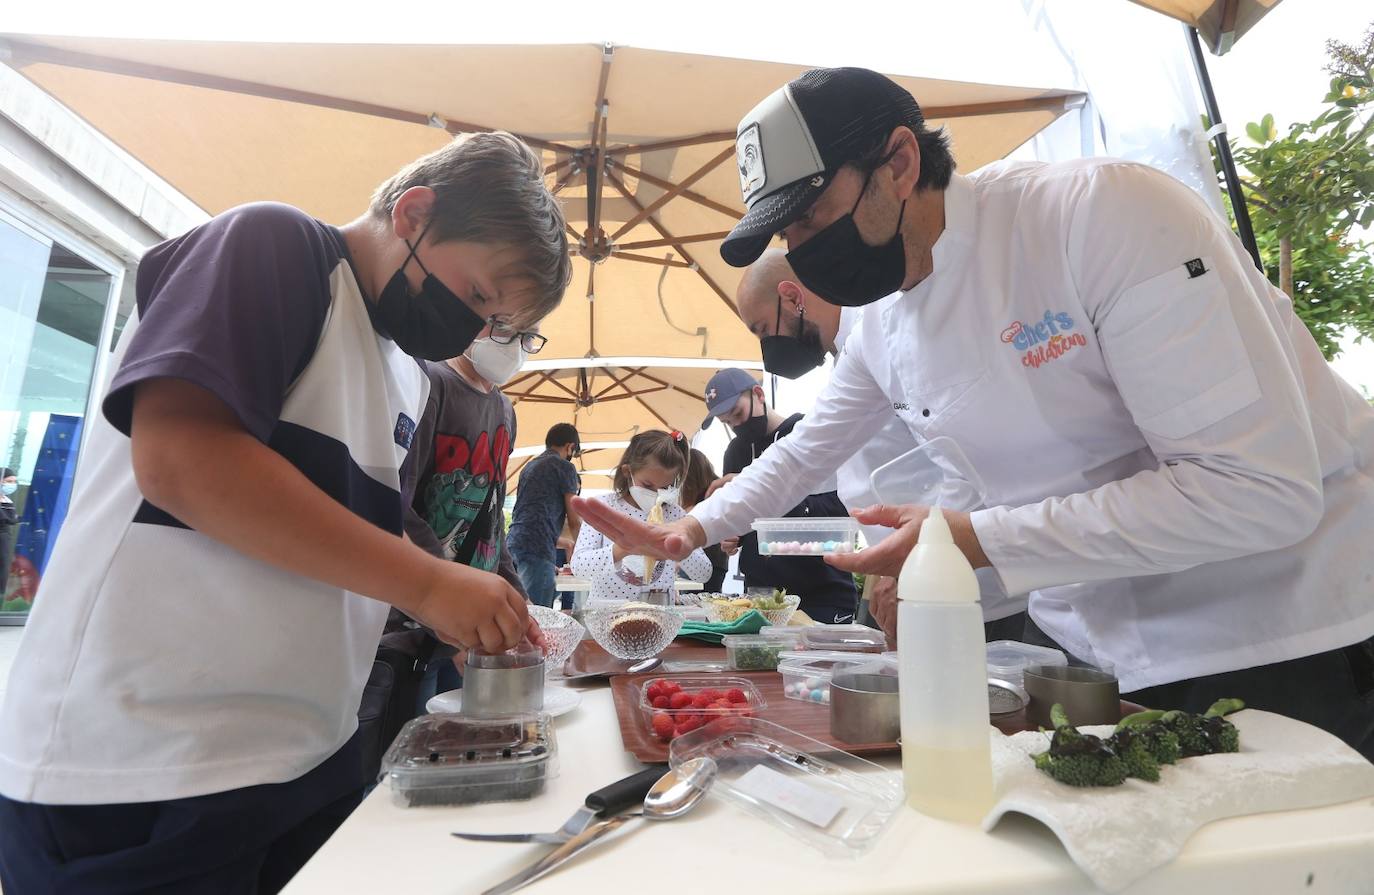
[{"x1": 284, "y1": 685, "x2": 1374, "y2": 895}]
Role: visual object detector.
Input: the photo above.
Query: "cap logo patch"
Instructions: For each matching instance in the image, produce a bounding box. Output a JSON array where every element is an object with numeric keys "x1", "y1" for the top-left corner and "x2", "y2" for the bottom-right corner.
[
  {"x1": 707, "y1": 387, "x2": 718, "y2": 400},
  {"x1": 737, "y1": 123, "x2": 766, "y2": 203},
  {"x1": 810, "y1": 175, "x2": 825, "y2": 188}
]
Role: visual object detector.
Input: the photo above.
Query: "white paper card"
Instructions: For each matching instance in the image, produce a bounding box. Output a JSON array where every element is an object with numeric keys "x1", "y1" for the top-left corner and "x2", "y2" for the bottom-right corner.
[{"x1": 734, "y1": 765, "x2": 844, "y2": 829}]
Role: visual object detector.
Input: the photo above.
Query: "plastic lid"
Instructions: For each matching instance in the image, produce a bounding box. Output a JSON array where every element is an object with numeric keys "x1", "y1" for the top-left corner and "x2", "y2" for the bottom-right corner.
[
  {"x1": 984, "y1": 640, "x2": 1067, "y2": 678},
  {"x1": 896, "y1": 507, "x2": 980, "y2": 604}
]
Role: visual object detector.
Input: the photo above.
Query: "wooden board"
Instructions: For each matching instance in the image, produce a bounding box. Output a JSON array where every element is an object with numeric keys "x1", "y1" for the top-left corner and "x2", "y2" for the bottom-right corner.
[{"x1": 610, "y1": 668, "x2": 1145, "y2": 763}]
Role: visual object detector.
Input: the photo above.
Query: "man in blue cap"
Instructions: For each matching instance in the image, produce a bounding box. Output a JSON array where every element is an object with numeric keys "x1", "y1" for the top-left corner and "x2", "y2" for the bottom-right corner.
[{"x1": 702, "y1": 368, "x2": 859, "y2": 624}]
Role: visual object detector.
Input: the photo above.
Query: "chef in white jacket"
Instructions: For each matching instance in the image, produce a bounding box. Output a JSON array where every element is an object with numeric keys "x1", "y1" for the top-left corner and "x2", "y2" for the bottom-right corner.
[
  {"x1": 573, "y1": 67, "x2": 1374, "y2": 760},
  {"x1": 733, "y1": 249, "x2": 1031, "y2": 640}
]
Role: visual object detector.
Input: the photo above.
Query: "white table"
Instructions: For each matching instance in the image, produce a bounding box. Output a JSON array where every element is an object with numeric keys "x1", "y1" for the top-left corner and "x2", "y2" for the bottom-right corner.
[{"x1": 285, "y1": 685, "x2": 1374, "y2": 895}]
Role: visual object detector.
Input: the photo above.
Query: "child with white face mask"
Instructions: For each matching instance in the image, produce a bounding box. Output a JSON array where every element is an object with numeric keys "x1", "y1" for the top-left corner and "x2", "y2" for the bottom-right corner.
[
  {"x1": 571, "y1": 430, "x2": 711, "y2": 602},
  {"x1": 390, "y1": 321, "x2": 544, "y2": 710}
]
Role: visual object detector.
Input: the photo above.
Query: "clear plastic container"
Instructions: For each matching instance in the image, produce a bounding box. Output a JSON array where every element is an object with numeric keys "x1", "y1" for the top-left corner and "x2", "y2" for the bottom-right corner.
[
  {"x1": 776, "y1": 650, "x2": 869, "y2": 703},
  {"x1": 800, "y1": 624, "x2": 887, "y2": 653},
  {"x1": 381, "y1": 712, "x2": 557, "y2": 808},
  {"x1": 639, "y1": 676, "x2": 765, "y2": 741},
  {"x1": 760, "y1": 625, "x2": 812, "y2": 645},
  {"x1": 751, "y1": 517, "x2": 861, "y2": 556},
  {"x1": 668, "y1": 716, "x2": 902, "y2": 857},
  {"x1": 984, "y1": 640, "x2": 1067, "y2": 690},
  {"x1": 722, "y1": 632, "x2": 801, "y2": 671}
]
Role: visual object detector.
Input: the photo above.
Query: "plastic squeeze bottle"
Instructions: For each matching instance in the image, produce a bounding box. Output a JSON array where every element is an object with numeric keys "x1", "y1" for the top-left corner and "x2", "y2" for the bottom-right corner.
[{"x1": 897, "y1": 507, "x2": 995, "y2": 823}]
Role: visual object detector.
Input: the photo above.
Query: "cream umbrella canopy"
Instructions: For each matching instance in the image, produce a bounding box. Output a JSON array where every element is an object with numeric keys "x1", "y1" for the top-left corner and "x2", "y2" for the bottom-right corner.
[
  {"x1": 0, "y1": 35, "x2": 1083, "y2": 467},
  {"x1": 1128, "y1": 0, "x2": 1284, "y2": 54}
]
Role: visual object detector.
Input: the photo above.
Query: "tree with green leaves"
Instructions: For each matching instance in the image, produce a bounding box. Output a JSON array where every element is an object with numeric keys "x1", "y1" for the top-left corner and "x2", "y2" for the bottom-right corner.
[{"x1": 1217, "y1": 24, "x2": 1374, "y2": 359}]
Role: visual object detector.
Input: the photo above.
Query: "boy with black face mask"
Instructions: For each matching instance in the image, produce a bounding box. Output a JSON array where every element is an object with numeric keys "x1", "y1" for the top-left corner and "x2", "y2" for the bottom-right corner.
[
  {"x1": 0, "y1": 132, "x2": 571, "y2": 894},
  {"x1": 701, "y1": 369, "x2": 859, "y2": 624}
]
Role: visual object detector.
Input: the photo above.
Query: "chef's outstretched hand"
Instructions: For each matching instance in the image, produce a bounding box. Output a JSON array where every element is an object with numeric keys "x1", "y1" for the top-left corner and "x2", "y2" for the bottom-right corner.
[
  {"x1": 571, "y1": 495, "x2": 706, "y2": 561},
  {"x1": 825, "y1": 504, "x2": 990, "y2": 578}
]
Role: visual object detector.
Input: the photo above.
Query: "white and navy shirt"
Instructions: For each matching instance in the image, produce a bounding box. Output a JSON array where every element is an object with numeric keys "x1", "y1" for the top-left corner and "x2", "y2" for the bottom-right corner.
[{"x1": 0, "y1": 203, "x2": 428, "y2": 804}]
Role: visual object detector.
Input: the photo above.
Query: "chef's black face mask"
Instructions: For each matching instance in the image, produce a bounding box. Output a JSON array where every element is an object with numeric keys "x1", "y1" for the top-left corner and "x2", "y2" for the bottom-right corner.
[
  {"x1": 373, "y1": 223, "x2": 487, "y2": 361},
  {"x1": 728, "y1": 391, "x2": 769, "y2": 443},
  {"x1": 786, "y1": 167, "x2": 907, "y2": 308},
  {"x1": 760, "y1": 292, "x2": 826, "y2": 379}
]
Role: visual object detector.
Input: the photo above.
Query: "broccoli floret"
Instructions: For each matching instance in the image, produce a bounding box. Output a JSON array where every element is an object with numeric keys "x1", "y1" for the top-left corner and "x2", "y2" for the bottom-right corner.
[
  {"x1": 1032, "y1": 704, "x2": 1129, "y2": 787},
  {"x1": 1107, "y1": 727, "x2": 1161, "y2": 782},
  {"x1": 1160, "y1": 698, "x2": 1245, "y2": 757},
  {"x1": 1116, "y1": 710, "x2": 1182, "y2": 765}
]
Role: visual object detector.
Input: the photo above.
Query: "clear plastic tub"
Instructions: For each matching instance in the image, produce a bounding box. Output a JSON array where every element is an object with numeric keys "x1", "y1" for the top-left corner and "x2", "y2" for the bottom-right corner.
[
  {"x1": 722, "y1": 632, "x2": 802, "y2": 671},
  {"x1": 800, "y1": 624, "x2": 886, "y2": 653},
  {"x1": 381, "y1": 712, "x2": 557, "y2": 808},
  {"x1": 776, "y1": 650, "x2": 871, "y2": 703},
  {"x1": 639, "y1": 675, "x2": 765, "y2": 741},
  {"x1": 752, "y1": 517, "x2": 860, "y2": 556},
  {"x1": 760, "y1": 625, "x2": 813, "y2": 644},
  {"x1": 668, "y1": 716, "x2": 902, "y2": 857},
  {"x1": 985, "y1": 639, "x2": 1067, "y2": 689}
]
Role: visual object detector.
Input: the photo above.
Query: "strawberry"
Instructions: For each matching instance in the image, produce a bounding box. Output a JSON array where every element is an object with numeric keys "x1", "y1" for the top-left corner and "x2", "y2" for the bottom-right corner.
[
  {"x1": 675, "y1": 715, "x2": 703, "y2": 735},
  {"x1": 651, "y1": 695, "x2": 670, "y2": 709},
  {"x1": 663, "y1": 681, "x2": 683, "y2": 695},
  {"x1": 651, "y1": 712, "x2": 675, "y2": 739},
  {"x1": 691, "y1": 693, "x2": 712, "y2": 709},
  {"x1": 700, "y1": 689, "x2": 722, "y2": 701},
  {"x1": 712, "y1": 699, "x2": 732, "y2": 710},
  {"x1": 726, "y1": 688, "x2": 748, "y2": 705},
  {"x1": 669, "y1": 692, "x2": 693, "y2": 710}
]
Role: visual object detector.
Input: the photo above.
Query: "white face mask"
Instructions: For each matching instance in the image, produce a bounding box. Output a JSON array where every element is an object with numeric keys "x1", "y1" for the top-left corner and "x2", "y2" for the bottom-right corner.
[
  {"x1": 1, "y1": 482, "x2": 15, "y2": 497},
  {"x1": 465, "y1": 336, "x2": 527, "y2": 386},
  {"x1": 628, "y1": 484, "x2": 658, "y2": 512},
  {"x1": 629, "y1": 484, "x2": 679, "y2": 512}
]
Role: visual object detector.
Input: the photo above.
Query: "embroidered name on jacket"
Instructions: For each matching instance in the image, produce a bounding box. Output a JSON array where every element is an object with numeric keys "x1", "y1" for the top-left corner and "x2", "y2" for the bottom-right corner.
[{"x1": 1000, "y1": 311, "x2": 1088, "y2": 369}]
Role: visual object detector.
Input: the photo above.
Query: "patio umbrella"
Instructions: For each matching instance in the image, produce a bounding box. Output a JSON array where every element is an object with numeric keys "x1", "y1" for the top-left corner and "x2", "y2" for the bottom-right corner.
[
  {"x1": 1129, "y1": 0, "x2": 1284, "y2": 54},
  {"x1": 0, "y1": 35, "x2": 1084, "y2": 470}
]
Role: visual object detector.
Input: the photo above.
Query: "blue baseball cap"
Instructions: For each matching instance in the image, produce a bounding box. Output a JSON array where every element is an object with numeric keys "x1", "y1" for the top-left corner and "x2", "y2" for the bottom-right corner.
[{"x1": 701, "y1": 368, "x2": 760, "y2": 429}]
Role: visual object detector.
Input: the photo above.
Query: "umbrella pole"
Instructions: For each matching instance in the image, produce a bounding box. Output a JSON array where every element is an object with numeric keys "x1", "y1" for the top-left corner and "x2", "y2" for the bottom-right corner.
[{"x1": 1185, "y1": 25, "x2": 1262, "y2": 271}]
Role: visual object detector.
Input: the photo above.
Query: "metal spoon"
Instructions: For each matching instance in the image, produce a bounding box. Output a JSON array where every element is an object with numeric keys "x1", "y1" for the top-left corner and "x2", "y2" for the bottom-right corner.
[
  {"x1": 626, "y1": 657, "x2": 661, "y2": 674},
  {"x1": 482, "y1": 758, "x2": 717, "y2": 895}
]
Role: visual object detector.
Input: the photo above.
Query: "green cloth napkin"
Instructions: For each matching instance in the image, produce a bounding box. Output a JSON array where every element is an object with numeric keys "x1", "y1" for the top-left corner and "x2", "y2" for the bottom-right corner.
[{"x1": 677, "y1": 609, "x2": 768, "y2": 644}]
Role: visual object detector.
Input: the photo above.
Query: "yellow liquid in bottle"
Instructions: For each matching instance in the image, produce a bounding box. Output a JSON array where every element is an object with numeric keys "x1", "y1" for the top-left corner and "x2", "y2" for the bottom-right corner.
[{"x1": 903, "y1": 739, "x2": 995, "y2": 824}]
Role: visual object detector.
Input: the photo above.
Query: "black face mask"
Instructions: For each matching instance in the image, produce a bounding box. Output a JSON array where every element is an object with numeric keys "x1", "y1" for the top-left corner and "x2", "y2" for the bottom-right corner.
[
  {"x1": 372, "y1": 226, "x2": 487, "y2": 361},
  {"x1": 728, "y1": 392, "x2": 770, "y2": 443},
  {"x1": 760, "y1": 294, "x2": 826, "y2": 379},
  {"x1": 786, "y1": 169, "x2": 907, "y2": 308}
]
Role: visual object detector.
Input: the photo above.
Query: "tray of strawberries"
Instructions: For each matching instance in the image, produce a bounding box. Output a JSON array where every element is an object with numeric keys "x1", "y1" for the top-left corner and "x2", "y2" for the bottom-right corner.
[{"x1": 638, "y1": 676, "x2": 763, "y2": 742}]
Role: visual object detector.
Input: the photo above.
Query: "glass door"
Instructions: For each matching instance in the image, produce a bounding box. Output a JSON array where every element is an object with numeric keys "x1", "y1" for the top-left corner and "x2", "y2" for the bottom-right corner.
[{"x1": 1, "y1": 209, "x2": 116, "y2": 623}]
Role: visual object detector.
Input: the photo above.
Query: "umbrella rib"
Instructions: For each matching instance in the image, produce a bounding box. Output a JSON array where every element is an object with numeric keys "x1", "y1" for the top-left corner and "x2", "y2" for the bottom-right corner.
[
  {"x1": 631, "y1": 368, "x2": 709, "y2": 403},
  {"x1": 605, "y1": 169, "x2": 740, "y2": 315},
  {"x1": 546, "y1": 156, "x2": 573, "y2": 176},
  {"x1": 1, "y1": 40, "x2": 578, "y2": 155},
  {"x1": 610, "y1": 145, "x2": 736, "y2": 241},
  {"x1": 587, "y1": 263, "x2": 597, "y2": 356},
  {"x1": 593, "y1": 366, "x2": 644, "y2": 400},
  {"x1": 598, "y1": 366, "x2": 673, "y2": 429},
  {"x1": 608, "y1": 132, "x2": 735, "y2": 155},
  {"x1": 616, "y1": 232, "x2": 732, "y2": 251},
  {"x1": 611, "y1": 252, "x2": 695, "y2": 269},
  {"x1": 922, "y1": 94, "x2": 1077, "y2": 120},
  {"x1": 608, "y1": 159, "x2": 743, "y2": 222}
]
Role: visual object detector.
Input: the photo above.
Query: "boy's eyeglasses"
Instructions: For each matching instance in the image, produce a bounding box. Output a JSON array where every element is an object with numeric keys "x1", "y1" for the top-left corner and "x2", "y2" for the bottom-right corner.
[{"x1": 488, "y1": 326, "x2": 548, "y2": 354}]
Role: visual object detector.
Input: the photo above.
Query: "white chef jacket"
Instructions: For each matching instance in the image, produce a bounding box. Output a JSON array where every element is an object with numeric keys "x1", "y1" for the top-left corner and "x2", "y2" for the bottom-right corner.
[
  {"x1": 832, "y1": 307, "x2": 1027, "y2": 623},
  {"x1": 693, "y1": 158, "x2": 1374, "y2": 692}
]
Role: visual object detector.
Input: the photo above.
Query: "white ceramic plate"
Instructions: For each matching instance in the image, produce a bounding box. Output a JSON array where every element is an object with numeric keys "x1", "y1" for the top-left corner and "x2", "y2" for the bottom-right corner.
[{"x1": 425, "y1": 686, "x2": 583, "y2": 717}]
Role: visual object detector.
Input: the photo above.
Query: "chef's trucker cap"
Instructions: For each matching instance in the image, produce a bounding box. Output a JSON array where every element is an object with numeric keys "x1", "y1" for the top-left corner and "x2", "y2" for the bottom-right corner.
[{"x1": 721, "y1": 67, "x2": 928, "y2": 268}]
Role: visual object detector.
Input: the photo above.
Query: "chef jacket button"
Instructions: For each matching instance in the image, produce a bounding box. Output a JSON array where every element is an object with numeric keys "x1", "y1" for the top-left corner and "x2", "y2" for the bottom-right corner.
[{"x1": 922, "y1": 408, "x2": 931, "y2": 417}]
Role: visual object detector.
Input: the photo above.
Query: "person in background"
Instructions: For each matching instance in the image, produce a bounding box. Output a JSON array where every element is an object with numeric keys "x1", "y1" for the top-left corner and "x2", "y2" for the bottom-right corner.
[
  {"x1": 396, "y1": 323, "x2": 546, "y2": 711},
  {"x1": 572, "y1": 431, "x2": 710, "y2": 602},
  {"x1": 732, "y1": 250, "x2": 1034, "y2": 642},
  {"x1": 507, "y1": 422, "x2": 582, "y2": 608},
  {"x1": 0, "y1": 468, "x2": 16, "y2": 597},
  {"x1": 702, "y1": 368, "x2": 860, "y2": 624},
  {"x1": 0, "y1": 131, "x2": 567, "y2": 893},
  {"x1": 680, "y1": 449, "x2": 729, "y2": 592}
]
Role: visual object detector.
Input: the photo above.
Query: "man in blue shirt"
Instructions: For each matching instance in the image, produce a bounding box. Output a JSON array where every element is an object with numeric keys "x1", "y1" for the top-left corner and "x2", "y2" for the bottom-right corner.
[{"x1": 507, "y1": 423, "x2": 581, "y2": 607}]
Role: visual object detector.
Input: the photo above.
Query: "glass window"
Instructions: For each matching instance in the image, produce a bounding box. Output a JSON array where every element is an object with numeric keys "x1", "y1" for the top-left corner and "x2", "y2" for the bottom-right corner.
[{"x1": 1, "y1": 215, "x2": 114, "y2": 621}]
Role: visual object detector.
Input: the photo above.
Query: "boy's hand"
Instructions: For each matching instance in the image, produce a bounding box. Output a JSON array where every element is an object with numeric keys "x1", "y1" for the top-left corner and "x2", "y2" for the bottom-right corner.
[{"x1": 411, "y1": 561, "x2": 530, "y2": 653}]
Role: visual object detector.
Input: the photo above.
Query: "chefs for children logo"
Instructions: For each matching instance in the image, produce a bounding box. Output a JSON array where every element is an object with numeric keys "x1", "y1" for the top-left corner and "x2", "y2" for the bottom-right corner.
[
  {"x1": 393, "y1": 413, "x2": 416, "y2": 449},
  {"x1": 1001, "y1": 311, "x2": 1088, "y2": 369}
]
